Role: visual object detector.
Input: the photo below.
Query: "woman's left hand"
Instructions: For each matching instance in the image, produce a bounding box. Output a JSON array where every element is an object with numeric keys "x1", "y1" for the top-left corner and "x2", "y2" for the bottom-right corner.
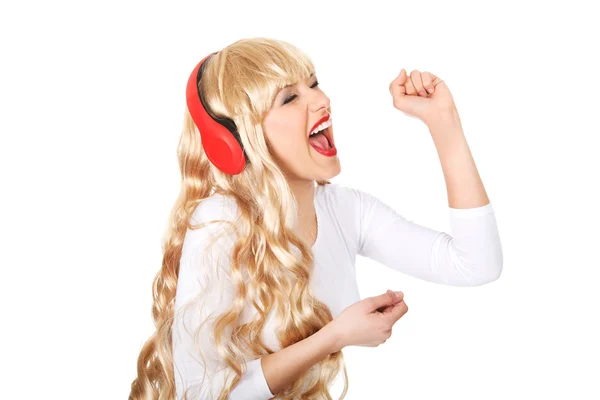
[{"x1": 388, "y1": 69, "x2": 457, "y2": 125}]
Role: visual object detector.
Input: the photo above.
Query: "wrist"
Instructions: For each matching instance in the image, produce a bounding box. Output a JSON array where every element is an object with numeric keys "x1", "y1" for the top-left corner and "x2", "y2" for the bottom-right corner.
[
  {"x1": 320, "y1": 320, "x2": 345, "y2": 353},
  {"x1": 426, "y1": 108, "x2": 462, "y2": 131}
]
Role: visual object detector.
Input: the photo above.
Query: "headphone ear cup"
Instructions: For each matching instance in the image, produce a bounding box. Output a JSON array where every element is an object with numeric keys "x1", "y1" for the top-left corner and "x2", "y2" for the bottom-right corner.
[
  {"x1": 212, "y1": 113, "x2": 249, "y2": 165},
  {"x1": 185, "y1": 52, "x2": 247, "y2": 175},
  {"x1": 200, "y1": 130, "x2": 246, "y2": 174},
  {"x1": 201, "y1": 118, "x2": 247, "y2": 174}
]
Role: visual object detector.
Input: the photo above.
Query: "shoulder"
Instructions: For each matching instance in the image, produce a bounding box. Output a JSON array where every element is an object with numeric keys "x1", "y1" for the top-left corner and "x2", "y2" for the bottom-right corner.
[
  {"x1": 320, "y1": 182, "x2": 368, "y2": 208},
  {"x1": 190, "y1": 192, "x2": 240, "y2": 225},
  {"x1": 182, "y1": 194, "x2": 240, "y2": 259},
  {"x1": 319, "y1": 183, "x2": 385, "y2": 229},
  {"x1": 317, "y1": 183, "x2": 368, "y2": 225}
]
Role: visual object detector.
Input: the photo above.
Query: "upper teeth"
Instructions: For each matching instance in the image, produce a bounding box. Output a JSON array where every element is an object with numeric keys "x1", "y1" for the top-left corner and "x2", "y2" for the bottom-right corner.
[{"x1": 310, "y1": 119, "x2": 332, "y2": 136}]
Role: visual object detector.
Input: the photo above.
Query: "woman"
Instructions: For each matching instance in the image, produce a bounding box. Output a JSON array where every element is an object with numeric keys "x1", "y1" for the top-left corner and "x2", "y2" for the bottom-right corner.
[{"x1": 129, "y1": 37, "x2": 503, "y2": 400}]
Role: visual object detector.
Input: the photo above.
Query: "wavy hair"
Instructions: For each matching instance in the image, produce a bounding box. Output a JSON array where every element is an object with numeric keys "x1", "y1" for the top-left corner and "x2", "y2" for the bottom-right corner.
[{"x1": 129, "y1": 37, "x2": 349, "y2": 399}]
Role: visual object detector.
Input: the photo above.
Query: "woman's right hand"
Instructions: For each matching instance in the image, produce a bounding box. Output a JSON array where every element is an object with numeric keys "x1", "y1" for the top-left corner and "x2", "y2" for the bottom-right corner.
[{"x1": 329, "y1": 290, "x2": 408, "y2": 351}]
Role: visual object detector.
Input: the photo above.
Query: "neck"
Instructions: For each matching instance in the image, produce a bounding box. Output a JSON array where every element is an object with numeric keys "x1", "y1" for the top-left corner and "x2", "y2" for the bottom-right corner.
[
  {"x1": 286, "y1": 179, "x2": 317, "y2": 245},
  {"x1": 288, "y1": 179, "x2": 316, "y2": 222}
]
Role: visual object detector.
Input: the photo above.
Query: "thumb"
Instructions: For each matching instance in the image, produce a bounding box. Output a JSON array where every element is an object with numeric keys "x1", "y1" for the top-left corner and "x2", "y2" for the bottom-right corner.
[
  {"x1": 366, "y1": 290, "x2": 404, "y2": 311},
  {"x1": 396, "y1": 68, "x2": 407, "y2": 84},
  {"x1": 389, "y1": 69, "x2": 407, "y2": 98}
]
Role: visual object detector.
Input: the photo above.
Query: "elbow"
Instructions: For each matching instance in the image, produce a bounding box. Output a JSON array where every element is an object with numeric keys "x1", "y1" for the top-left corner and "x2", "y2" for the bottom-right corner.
[
  {"x1": 468, "y1": 253, "x2": 504, "y2": 286},
  {"x1": 491, "y1": 256, "x2": 504, "y2": 282},
  {"x1": 487, "y1": 246, "x2": 504, "y2": 282},
  {"x1": 441, "y1": 234, "x2": 504, "y2": 287},
  {"x1": 448, "y1": 247, "x2": 503, "y2": 287},
  {"x1": 479, "y1": 262, "x2": 503, "y2": 285}
]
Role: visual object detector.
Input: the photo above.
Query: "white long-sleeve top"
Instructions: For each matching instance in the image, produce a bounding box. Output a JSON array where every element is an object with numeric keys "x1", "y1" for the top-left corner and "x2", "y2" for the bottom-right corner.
[{"x1": 172, "y1": 183, "x2": 503, "y2": 399}]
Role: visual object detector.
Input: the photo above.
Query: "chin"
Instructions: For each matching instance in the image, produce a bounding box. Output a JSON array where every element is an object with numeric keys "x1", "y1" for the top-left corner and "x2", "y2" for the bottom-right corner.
[{"x1": 320, "y1": 160, "x2": 341, "y2": 180}]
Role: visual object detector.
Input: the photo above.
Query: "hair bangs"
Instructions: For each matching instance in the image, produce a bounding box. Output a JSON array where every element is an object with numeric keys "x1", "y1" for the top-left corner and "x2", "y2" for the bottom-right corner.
[{"x1": 209, "y1": 38, "x2": 316, "y2": 124}]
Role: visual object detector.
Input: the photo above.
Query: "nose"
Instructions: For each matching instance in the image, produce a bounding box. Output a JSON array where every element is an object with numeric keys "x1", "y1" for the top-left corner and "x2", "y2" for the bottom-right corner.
[{"x1": 309, "y1": 93, "x2": 331, "y2": 114}]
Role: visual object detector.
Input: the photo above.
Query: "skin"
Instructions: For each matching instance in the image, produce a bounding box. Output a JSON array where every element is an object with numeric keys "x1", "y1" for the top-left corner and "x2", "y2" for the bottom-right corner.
[
  {"x1": 260, "y1": 67, "x2": 489, "y2": 244},
  {"x1": 260, "y1": 68, "x2": 489, "y2": 396},
  {"x1": 262, "y1": 73, "x2": 341, "y2": 182},
  {"x1": 389, "y1": 69, "x2": 490, "y2": 209},
  {"x1": 262, "y1": 73, "x2": 341, "y2": 244}
]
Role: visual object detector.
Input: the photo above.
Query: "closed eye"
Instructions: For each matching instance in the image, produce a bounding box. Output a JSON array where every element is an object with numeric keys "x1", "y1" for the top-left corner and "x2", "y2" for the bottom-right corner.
[{"x1": 282, "y1": 81, "x2": 320, "y2": 105}]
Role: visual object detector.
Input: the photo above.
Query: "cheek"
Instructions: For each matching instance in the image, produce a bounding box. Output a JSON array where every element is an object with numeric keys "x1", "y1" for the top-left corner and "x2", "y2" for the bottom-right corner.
[
  {"x1": 275, "y1": 135, "x2": 308, "y2": 157},
  {"x1": 268, "y1": 126, "x2": 307, "y2": 150},
  {"x1": 263, "y1": 119, "x2": 310, "y2": 163}
]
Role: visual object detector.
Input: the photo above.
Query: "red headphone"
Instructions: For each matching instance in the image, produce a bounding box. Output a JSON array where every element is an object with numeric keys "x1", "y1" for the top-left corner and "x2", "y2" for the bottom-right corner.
[{"x1": 185, "y1": 52, "x2": 248, "y2": 175}]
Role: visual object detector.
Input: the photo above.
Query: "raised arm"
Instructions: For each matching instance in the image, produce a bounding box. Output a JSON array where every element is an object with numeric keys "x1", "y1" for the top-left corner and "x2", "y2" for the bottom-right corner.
[
  {"x1": 354, "y1": 188, "x2": 503, "y2": 286},
  {"x1": 378, "y1": 70, "x2": 502, "y2": 285}
]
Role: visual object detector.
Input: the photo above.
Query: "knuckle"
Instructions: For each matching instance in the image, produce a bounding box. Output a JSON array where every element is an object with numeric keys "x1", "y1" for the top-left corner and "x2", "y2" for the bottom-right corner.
[{"x1": 396, "y1": 302, "x2": 407, "y2": 314}]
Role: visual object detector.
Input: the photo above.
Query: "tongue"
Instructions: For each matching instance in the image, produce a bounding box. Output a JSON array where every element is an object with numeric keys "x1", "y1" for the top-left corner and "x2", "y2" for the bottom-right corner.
[{"x1": 308, "y1": 132, "x2": 329, "y2": 150}]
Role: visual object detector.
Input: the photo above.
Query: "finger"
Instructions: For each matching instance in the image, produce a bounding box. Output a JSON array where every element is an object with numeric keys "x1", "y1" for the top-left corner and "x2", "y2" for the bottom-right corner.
[
  {"x1": 377, "y1": 290, "x2": 404, "y2": 313},
  {"x1": 421, "y1": 71, "x2": 435, "y2": 94},
  {"x1": 377, "y1": 304, "x2": 392, "y2": 313},
  {"x1": 390, "y1": 68, "x2": 407, "y2": 88},
  {"x1": 378, "y1": 301, "x2": 403, "y2": 317},
  {"x1": 368, "y1": 290, "x2": 403, "y2": 311},
  {"x1": 389, "y1": 300, "x2": 409, "y2": 322},
  {"x1": 396, "y1": 68, "x2": 408, "y2": 85},
  {"x1": 427, "y1": 71, "x2": 444, "y2": 89},
  {"x1": 381, "y1": 303, "x2": 398, "y2": 315},
  {"x1": 386, "y1": 289, "x2": 405, "y2": 303},
  {"x1": 410, "y1": 70, "x2": 426, "y2": 97},
  {"x1": 404, "y1": 71, "x2": 417, "y2": 96},
  {"x1": 377, "y1": 290, "x2": 405, "y2": 313},
  {"x1": 387, "y1": 289, "x2": 404, "y2": 304},
  {"x1": 430, "y1": 71, "x2": 441, "y2": 83},
  {"x1": 389, "y1": 68, "x2": 407, "y2": 98}
]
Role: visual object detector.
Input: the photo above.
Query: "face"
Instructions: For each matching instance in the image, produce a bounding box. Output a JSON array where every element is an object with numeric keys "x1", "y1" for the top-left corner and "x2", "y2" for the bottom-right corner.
[{"x1": 262, "y1": 73, "x2": 341, "y2": 182}]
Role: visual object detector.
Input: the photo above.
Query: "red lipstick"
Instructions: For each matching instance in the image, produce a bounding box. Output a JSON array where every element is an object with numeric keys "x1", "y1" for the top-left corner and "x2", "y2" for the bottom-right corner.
[{"x1": 308, "y1": 115, "x2": 330, "y2": 137}]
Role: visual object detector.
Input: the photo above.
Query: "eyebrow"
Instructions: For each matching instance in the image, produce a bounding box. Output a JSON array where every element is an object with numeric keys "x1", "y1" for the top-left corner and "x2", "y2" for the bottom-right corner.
[{"x1": 282, "y1": 72, "x2": 315, "y2": 89}]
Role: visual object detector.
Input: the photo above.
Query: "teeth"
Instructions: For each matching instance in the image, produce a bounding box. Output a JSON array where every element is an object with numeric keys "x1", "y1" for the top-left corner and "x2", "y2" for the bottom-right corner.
[{"x1": 310, "y1": 119, "x2": 332, "y2": 137}]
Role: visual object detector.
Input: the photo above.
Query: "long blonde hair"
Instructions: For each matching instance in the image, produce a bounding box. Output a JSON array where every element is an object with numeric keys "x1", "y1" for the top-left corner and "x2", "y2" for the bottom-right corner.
[{"x1": 129, "y1": 37, "x2": 349, "y2": 400}]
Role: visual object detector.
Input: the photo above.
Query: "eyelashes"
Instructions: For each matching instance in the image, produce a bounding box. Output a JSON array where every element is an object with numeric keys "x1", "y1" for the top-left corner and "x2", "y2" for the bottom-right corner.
[{"x1": 282, "y1": 81, "x2": 320, "y2": 105}]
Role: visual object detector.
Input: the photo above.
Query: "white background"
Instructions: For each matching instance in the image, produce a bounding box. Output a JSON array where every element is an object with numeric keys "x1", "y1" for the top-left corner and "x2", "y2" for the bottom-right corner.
[{"x1": 1, "y1": 0, "x2": 599, "y2": 398}]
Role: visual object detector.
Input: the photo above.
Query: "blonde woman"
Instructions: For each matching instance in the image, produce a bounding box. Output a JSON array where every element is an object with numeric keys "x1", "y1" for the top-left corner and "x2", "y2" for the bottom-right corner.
[{"x1": 129, "y1": 37, "x2": 503, "y2": 400}]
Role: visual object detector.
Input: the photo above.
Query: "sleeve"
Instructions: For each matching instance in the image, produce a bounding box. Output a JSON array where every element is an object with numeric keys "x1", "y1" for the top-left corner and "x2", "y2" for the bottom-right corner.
[
  {"x1": 355, "y1": 189, "x2": 503, "y2": 286},
  {"x1": 172, "y1": 219, "x2": 275, "y2": 400}
]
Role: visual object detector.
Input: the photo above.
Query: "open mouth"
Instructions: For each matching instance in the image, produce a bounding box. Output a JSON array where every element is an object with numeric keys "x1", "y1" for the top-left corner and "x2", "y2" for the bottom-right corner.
[
  {"x1": 308, "y1": 125, "x2": 334, "y2": 150},
  {"x1": 308, "y1": 125, "x2": 336, "y2": 156}
]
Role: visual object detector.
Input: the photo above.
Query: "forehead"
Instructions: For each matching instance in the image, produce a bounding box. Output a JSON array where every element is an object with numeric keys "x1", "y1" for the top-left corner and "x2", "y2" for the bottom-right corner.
[{"x1": 281, "y1": 72, "x2": 316, "y2": 90}]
